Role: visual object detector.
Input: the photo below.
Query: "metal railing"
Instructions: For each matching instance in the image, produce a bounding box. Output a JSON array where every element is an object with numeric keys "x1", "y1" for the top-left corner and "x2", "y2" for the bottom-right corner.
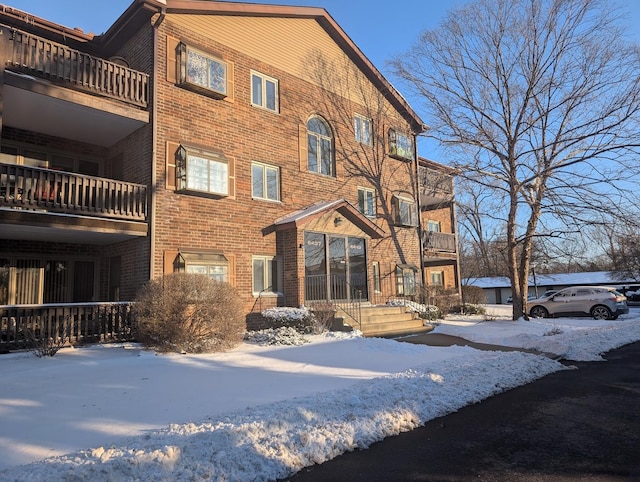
[
  {"x1": 5, "y1": 27, "x2": 149, "y2": 108},
  {"x1": 305, "y1": 274, "x2": 364, "y2": 330},
  {"x1": 0, "y1": 163, "x2": 148, "y2": 221},
  {"x1": 1, "y1": 302, "x2": 135, "y2": 350}
]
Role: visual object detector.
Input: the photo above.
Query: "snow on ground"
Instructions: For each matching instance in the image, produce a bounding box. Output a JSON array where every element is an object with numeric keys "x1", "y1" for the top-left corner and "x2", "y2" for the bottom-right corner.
[{"x1": 1, "y1": 306, "x2": 639, "y2": 481}]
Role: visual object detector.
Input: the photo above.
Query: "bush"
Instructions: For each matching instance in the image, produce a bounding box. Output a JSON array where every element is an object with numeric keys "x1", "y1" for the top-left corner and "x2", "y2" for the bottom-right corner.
[
  {"x1": 244, "y1": 326, "x2": 310, "y2": 346},
  {"x1": 460, "y1": 303, "x2": 486, "y2": 315},
  {"x1": 462, "y1": 285, "x2": 486, "y2": 305},
  {"x1": 133, "y1": 273, "x2": 245, "y2": 353},
  {"x1": 261, "y1": 307, "x2": 316, "y2": 333},
  {"x1": 420, "y1": 285, "x2": 459, "y2": 317}
]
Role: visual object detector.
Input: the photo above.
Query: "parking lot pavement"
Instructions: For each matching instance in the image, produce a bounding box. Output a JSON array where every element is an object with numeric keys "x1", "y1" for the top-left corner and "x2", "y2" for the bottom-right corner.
[{"x1": 284, "y1": 341, "x2": 640, "y2": 481}]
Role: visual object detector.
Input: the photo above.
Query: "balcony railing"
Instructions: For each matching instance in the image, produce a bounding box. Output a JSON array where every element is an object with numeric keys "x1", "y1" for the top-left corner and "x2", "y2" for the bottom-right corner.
[
  {"x1": 419, "y1": 166, "x2": 454, "y2": 201},
  {"x1": 5, "y1": 27, "x2": 149, "y2": 108},
  {"x1": 423, "y1": 231, "x2": 457, "y2": 252},
  {"x1": 0, "y1": 302, "x2": 135, "y2": 351},
  {"x1": 0, "y1": 163, "x2": 148, "y2": 221}
]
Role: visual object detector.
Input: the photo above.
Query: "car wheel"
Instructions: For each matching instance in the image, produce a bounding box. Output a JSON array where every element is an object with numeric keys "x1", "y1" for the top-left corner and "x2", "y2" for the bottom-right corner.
[
  {"x1": 591, "y1": 305, "x2": 612, "y2": 320},
  {"x1": 530, "y1": 306, "x2": 549, "y2": 318}
]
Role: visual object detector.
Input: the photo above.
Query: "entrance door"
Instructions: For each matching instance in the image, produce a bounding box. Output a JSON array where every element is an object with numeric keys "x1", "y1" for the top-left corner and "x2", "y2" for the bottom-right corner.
[
  {"x1": 329, "y1": 236, "x2": 347, "y2": 300},
  {"x1": 304, "y1": 232, "x2": 368, "y2": 302}
]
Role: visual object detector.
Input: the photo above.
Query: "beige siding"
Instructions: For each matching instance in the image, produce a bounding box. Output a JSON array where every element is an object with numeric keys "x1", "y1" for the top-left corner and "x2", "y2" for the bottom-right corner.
[{"x1": 169, "y1": 14, "x2": 369, "y2": 97}]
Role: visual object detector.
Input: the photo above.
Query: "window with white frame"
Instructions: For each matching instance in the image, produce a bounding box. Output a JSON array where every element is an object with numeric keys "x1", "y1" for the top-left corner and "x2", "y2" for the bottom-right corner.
[
  {"x1": 252, "y1": 162, "x2": 280, "y2": 201},
  {"x1": 427, "y1": 220, "x2": 441, "y2": 232},
  {"x1": 186, "y1": 263, "x2": 228, "y2": 282},
  {"x1": 179, "y1": 44, "x2": 228, "y2": 97},
  {"x1": 177, "y1": 144, "x2": 230, "y2": 196},
  {"x1": 251, "y1": 71, "x2": 279, "y2": 113},
  {"x1": 430, "y1": 270, "x2": 444, "y2": 286},
  {"x1": 392, "y1": 195, "x2": 418, "y2": 227},
  {"x1": 176, "y1": 251, "x2": 229, "y2": 283},
  {"x1": 252, "y1": 255, "x2": 281, "y2": 294},
  {"x1": 354, "y1": 114, "x2": 372, "y2": 145},
  {"x1": 396, "y1": 265, "x2": 417, "y2": 296},
  {"x1": 372, "y1": 261, "x2": 381, "y2": 293},
  {"x1": 307, "y1": 116, "x2": 334, "y2": 176},
  {"x1": 357, "y1": 186, "x2": 376, "y2": 217},
  {"x1": 388, "y1": 128, "x2": 414, "y2": 161}
]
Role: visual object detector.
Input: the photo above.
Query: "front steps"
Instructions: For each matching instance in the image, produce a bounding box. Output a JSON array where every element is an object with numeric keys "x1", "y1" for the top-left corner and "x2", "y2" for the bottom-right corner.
[{"x1": 337, "y1": 304, "x2": 434, "y2": 338}]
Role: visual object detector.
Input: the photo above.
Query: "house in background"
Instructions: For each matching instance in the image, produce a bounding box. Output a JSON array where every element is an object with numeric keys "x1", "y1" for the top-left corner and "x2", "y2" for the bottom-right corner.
[
  {"x1": 466, "y1": 271, "x2": 639, "y2": 304},
  {"x1": 0, "y1": 0, "x2": 444, "y2": 343},
  {"x1": 418, "y1": 158, "x2": 461, "y2": 297}
]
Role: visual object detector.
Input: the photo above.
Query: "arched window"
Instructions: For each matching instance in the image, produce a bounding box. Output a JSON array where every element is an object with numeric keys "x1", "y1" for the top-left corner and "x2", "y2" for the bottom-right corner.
[{"x1": 307, "y1": 116, "x2": 334, "y2": 176}]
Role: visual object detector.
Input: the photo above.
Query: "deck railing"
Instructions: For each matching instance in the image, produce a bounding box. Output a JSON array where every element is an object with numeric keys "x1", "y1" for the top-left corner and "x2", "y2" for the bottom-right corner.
[
  {"x1": 0, "y1": 302, "x2": 135, "y2": 351},
  {"x1": 5, "y1": 27, "x2": 149, "y2": 108},
  {"x1": 423, "y1": 231, "x2": 457, "y2": 252},
  {"x1": 0, "y1": 163, "x2": 148, "y2": 221}
]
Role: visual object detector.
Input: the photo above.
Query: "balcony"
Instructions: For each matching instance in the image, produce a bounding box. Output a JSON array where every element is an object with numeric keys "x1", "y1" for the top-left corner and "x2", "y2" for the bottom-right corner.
[
  {"x1": 423, "y1": 231, "x2": 457, "y2": 253},
  {"x1": 419, "y1": 166, "x2": 454, "y2": 207},
  {"x1": 0, "y1": 163, "x2": 148, "y2": 244},
  {"x1": 1, "y1": 26, "x2": 150, "y2": 147}
]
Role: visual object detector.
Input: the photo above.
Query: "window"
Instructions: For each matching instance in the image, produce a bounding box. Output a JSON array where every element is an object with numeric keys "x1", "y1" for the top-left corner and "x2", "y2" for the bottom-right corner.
[
  {"x1": 252, "y1": 256, "x2": 281, "y2": 294},
  {"x1": 357, "y1": 187, "x2": 376, "y2": 217},
  {"x1": 354, "y1": 114, "x2": 372, "y2": 145},
  {"x1": 388, "y1": 128, "x2": 414, "y2": 161},
  {"x1": 0, "y1": 257, "x2": 96, "y2": 304},
  {"x1": 427, "y1": 220, "x2": 441, "y2": 232},
  {"x1": 179, "y1": 252, "x2": 229, "y2": 282},
  {"x1": 396, "y1": 265, "x2": 417, "y2": 296},
  {"x1": 431, "y1": 271, "x2": 444, "y2": 286},
  {"x1": 392, "y1": 195, "x2": 418, "y2": 227},
  {"x1": 179, "y1": 44, "x2": 227, "y2": 97},
  {"x1": 177, "y1": 145, "x2": 230, "y2": 196},
  {"x1": 0, "y1": 142, "x2": 101, "y2": 175},
  {"x1": 186, "y1": 264, "x2": 228, "y2": 282},
  {"x1": 372, "y1": 261, "x2": 381, "y2": 293},
  {"x1": 251, "y1": 71, "x2": 278, "y2": 112},
  {"x1": 307, "y1": 116, "x2": 334, "y2": 176},
  {"x1": 252, "y1": 162, "x2": 280, "y2": 201}
]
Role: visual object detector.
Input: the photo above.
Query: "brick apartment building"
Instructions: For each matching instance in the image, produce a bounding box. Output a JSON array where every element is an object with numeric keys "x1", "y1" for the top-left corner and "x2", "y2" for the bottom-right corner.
[{"x1": 0, "y1": 0, "x2": 459, "y2": 340}]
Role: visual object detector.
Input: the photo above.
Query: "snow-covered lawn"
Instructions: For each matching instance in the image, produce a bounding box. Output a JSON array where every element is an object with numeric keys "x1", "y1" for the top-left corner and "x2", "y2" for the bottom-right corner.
[{"x1": 1, "y1": 305, "x2": 639, "y2": 481}]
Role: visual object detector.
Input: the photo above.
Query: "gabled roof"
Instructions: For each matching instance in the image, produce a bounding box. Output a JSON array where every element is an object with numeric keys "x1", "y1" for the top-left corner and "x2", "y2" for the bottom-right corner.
[
  {"x1": 101, "y1": 0, "x2": 426, "y2": 133},
  {"x1": 274, "y1": 199, "x2": 385, "y2": 238}
]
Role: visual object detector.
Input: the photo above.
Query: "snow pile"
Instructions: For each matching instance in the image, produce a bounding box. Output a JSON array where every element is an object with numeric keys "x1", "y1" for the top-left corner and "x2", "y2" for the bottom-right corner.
[
  {"x1": 1, "y1": 306, "x2": 639, "y2": 481},
  {"x1": 0, "y1": 349, "x2": 562, "y2": 482}
]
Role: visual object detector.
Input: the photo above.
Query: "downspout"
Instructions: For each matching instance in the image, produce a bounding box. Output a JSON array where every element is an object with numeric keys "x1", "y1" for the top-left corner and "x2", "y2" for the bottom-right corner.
[
  {"x1": 413, "y1": 131, "x2": 426, "y2": 292},
  {"x1": 149, "y1": 7, "x2": 166, "y2": 280}
]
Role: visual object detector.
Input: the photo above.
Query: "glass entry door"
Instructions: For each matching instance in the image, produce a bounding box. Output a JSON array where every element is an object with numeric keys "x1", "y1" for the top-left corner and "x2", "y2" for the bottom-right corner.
[{"x1": 304, "y1": 232, "x2": 368, "y2": 302}]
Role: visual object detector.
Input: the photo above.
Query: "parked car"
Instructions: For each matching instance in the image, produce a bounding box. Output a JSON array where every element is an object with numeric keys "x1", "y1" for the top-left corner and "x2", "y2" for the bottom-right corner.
[
  {"x1": 539, "y1": 290, "x2": 558, "y2": 299},
  {"x1": 528, "y1": 286, "x2": 628, "y2": 320},
  {"x1": 505, "y1": 294, "x2": 537, "y2": 304}
]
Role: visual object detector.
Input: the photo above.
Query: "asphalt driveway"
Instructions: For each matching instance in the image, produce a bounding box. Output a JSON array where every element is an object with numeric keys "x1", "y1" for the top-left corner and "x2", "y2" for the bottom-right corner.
[{"x1": 284, "y1": 340, "x2": 640, "y2": 481}]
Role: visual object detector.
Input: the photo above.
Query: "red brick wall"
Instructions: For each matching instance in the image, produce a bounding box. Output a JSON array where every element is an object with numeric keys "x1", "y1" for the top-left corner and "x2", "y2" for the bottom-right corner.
[{"x1": 150, "y1": 18, "x2": 422, "y2": 315}]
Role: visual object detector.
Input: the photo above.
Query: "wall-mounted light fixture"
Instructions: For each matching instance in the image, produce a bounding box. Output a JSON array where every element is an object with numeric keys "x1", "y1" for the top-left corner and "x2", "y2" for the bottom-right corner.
[{"x1": 334, "y1": 216, "x2": 343, "y2": 226}]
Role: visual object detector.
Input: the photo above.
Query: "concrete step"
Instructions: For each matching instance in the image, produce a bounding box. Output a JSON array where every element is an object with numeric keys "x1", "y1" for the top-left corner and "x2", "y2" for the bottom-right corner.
[{"x1": 339, "y1": 304, "x2": 428, "y2": 337}]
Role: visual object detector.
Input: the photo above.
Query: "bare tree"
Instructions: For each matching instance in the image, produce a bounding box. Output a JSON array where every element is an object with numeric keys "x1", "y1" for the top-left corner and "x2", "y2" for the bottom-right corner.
[{"x1": 392, "y1": 0, "x2": 640, "y2": 319}]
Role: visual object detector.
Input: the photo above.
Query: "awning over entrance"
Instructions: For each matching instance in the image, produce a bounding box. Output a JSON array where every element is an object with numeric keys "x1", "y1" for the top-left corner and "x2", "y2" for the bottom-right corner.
[{"x1": 272, "y1": 199, "x2": 385, "y2": 239}]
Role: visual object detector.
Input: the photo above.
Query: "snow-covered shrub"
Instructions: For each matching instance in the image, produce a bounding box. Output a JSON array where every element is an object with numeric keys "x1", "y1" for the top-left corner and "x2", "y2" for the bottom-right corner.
[
  {"x1": 387, "y1": 299, "x2": 440, "y2": 320},
  {"x1": 244, "y1": 326, "x2": 310, "y2": 346},
  {"x1": 261, "y1": 307, "x2": 315, "y2": 333},
  {"x1": 133, "y1": 273, "x2": 245, "y2": 353}
]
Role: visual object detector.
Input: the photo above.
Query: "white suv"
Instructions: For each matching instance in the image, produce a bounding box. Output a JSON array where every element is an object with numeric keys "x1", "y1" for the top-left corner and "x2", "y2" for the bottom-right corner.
[{"x1": 528, "y1": 286, "x2": 628, "y2": 320}]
